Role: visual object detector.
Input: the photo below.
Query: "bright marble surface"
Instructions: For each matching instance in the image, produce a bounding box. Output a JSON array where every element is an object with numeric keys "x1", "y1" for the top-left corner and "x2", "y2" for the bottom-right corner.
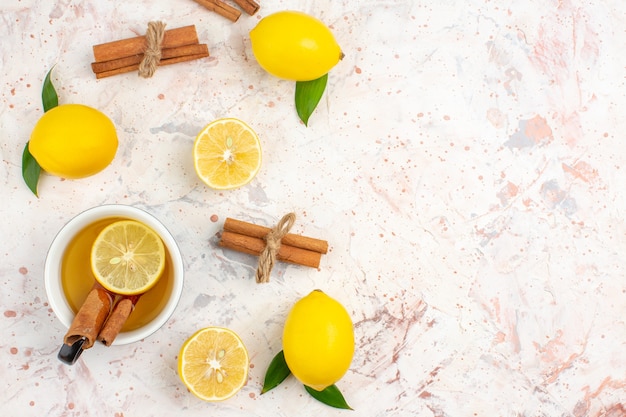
[{"x1": 2, "y1": 0, "x2": 625, "y2": 416}]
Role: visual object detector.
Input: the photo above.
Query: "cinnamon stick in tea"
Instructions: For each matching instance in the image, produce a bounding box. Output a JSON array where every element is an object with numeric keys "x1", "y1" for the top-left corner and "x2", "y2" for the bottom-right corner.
[
  {"x1": 232, "y1": 0, "x2": 260, "y2": 15},
  {"x1": 97, "y1": 294, "x2": 141, "y2": 346},
  {"x1": 192, "y1": 0, "x2": 242, "y2": 22},
  {"x1": 223, "y1": 217, "x2": 328, "y2": 254},
  {"x1": 92, "y1": 25, "x2": 199, "y2": 63},
  {"x1": 219, "y1": 231, "x2": 323, "y2": 268},
  {"x1": 63, "y1": 284, "x2": 113, "y2": 349}
]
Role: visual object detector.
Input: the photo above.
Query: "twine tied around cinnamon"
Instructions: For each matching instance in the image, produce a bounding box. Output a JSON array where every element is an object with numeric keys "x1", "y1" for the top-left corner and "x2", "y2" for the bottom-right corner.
[
  {"x1": 138, "y1": 21, "x2": 166, "y2": 78},
  {"x1": 255, "y1": 213, "x2": 296, "y2": 283}
]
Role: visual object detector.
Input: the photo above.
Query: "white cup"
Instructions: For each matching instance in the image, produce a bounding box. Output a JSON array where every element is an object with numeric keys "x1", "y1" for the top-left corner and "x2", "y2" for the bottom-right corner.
[{"x1": 44, "y1": 204, "x2": 184, "y2": 345}]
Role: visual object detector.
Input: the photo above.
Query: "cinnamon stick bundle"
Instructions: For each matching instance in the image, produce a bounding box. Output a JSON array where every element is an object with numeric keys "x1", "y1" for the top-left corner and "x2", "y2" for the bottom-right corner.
[
  {"x1": 91, "y1": 24, "x2": 209, "y2": 79},
  {"x1": 218, "y1": 217, "x2": 328, "y2": 268},
  {"x1": 192, "y1": 0, "x2": 241, "y2": 22},
  {"x1": 232, "y1": 0, "x2": 260, "y2": 15},
  {"x1": 91, "y1": 44, "x2": 208, "y2": 74},
  {"x1": 220, "y1": 231, "x2": 323, "y2": 268},
  {"x1": 224, "y1": 218, "x2": 328, "y2": 253}
]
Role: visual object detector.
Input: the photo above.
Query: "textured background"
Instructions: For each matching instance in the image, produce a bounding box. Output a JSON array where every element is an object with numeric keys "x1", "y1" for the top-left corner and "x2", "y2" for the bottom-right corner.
[{"x1": 2, "y1": 0, "x2": 625, "y2": 416}]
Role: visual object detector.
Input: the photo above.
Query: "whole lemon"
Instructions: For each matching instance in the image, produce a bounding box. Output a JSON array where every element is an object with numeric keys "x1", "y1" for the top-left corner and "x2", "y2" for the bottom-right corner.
[
  {"x1": 29, "y1": 104, "x2": 118, "y2": 179},
  {"x1": 250, "y1": 11, "x2": 343, "y2": 81},
  {"x1": 282, "y1": 290, "x2": 354, "y2": 391}
]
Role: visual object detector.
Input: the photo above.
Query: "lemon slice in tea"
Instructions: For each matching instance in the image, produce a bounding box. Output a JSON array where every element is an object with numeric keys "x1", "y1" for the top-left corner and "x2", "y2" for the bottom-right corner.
[
  {"x1": 90, "y1": 220, "x2": 166, "y2": 295},
  {"x1": 193, "y1": 118, "x2": 262, "y2": 190},
  {"x1": 178, "y1": 327, "x2": 249, "y2": 402}
]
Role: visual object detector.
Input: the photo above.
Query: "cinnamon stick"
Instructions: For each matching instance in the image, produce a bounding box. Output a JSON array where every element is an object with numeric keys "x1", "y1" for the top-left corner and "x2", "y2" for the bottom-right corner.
[
  {"x1": 93, "y1": 25, "x2": 199, "y2": 63},
  {"x1": 91, "y1": 44, "x2": 209, "y2": 74},
  {"x1": 193, "y1": 0, "x2": 241, "y2": 22},
  {"x1": 232, "y1": 0, "x2": 260, "y2": 15},
  {"x1": 97, "y1": 295, "x2": 141, "y2": 346},
  {"x1": 94, "y1": 52, "x2": 210, "y2": 79},
  {"x1": 219, "y1": 231, "x2": 322, "y2": 268},
  {"x1": 63, "y1": 284, "x2": 113, "y2": 349},
  {"x1": 223, "y1": 217, "x2": 328, "y2": 254}
]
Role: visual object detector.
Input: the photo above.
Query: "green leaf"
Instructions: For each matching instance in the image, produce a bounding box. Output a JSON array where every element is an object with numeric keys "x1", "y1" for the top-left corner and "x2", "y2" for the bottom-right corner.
[
  {"x1": 261, "y1": 350, "x2": 291, "y2": 394},
  {"x1": 22, "y1": 142, "x2": 40, "y2": 196},
  {"x1": 22, "y1": 67, "x2": 58, "y2": 196},
  {"x1": 304, "y1": 384, "x2": 353, "y2": 410},
  {"x1": 42, "y1": 66, "x2": 58, "y2": 112},
  {"x1": 295, "y1": 74, "x2": 328, "y2": 126}
]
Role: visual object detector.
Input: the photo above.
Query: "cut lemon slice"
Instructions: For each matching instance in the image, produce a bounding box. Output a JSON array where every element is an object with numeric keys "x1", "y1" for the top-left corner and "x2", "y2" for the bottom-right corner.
[
  {"x1": 178, "y1": 327, "x2": 249, "y2": 402},
  {"x1": 90, "y1": 220, "x2": 166, "y2": 295},
  {"x1": 193, "y1": 118, "x2": 262, "y2": 190}
]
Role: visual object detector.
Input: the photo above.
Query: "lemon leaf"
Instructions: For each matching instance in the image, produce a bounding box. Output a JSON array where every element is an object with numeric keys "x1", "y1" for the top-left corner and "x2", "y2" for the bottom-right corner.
[
  {"x1": 304, "y1": 384, "x2": 353, "y2": 410},
  {"x1": 22, "y1": 67, "x2": 58, "y2": 196},
  {"x1": 42, "y1": 66, "x2": 58, "y2": 112},
  {"x1": 295, "y1": 74, "x2": 328, "y2": 126},
  {"x1": 22, "y1": 142, "x2": 40, "y2": 196},
  {"x1": 261, "y1": 350, "x2": 291, "y2": 394}
]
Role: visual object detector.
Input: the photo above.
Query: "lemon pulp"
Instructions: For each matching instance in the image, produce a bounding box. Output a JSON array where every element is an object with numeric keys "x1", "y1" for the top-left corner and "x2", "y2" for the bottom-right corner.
[
  {"x1": 90, "y1": 220, "x2": 166, "y2": 295},
  {"x1": 178, "y1": 327, "x2": 249, "y2": 401},
  {"x1": 193, "y1": 118, "x2": 262, "y2": 190}
]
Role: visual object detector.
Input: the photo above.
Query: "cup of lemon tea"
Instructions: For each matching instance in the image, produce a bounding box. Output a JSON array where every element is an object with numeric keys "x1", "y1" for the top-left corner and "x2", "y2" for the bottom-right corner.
[{"x1": 44, "y1": 204, "x2": 184, "y2": 345}]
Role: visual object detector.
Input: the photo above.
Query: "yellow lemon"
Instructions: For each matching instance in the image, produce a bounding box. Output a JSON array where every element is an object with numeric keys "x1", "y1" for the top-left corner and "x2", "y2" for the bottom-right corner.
[
  {"x1": 91, "y1": 220, "x2": 165, "y2": 295},
  {"x1": 250, "y1": 11, "x2": 343, "y2": 81},
  {"x1": 193, "y1": 118, "x2": 262, "y2": 190},
  {"x1": 282, "y1": 290, "x2": 354, "y2": 391},
  {"x1": 178, "y1": 327, "x2": 249, "y2": 402},
  {"x1": 29, "y1": 104, "x2": 118, "y2": 179}
]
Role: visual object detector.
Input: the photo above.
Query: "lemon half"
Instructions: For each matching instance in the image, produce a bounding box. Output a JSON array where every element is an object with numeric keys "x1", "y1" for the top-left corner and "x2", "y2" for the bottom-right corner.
[
  {"x1": 178, "y1": 327, "x2": 249, "y2": 402},
  {"x1": 90, "y1": 220, "x2": 165, "y2": 295},
  {"x1": 193, "y1": 118, "x2": 262, "y2": 190}
]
